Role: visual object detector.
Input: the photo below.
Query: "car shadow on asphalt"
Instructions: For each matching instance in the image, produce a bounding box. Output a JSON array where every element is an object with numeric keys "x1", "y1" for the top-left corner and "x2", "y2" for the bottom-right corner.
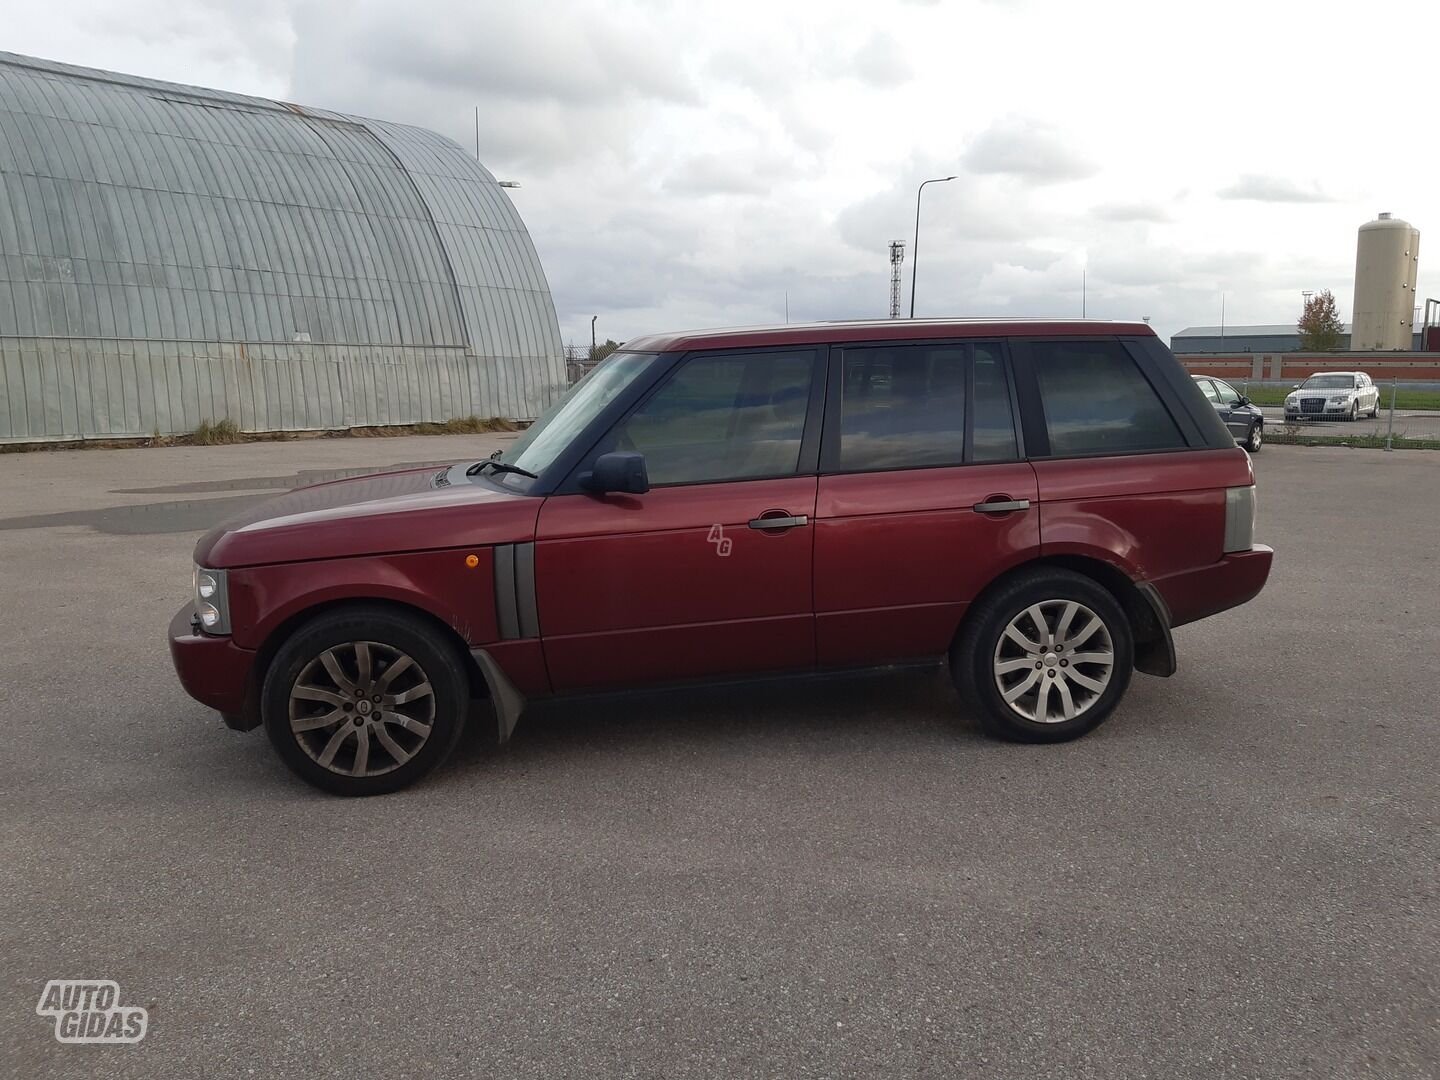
[{"x1": 442, "y1": 665, "x2": 986, "y2": 776}]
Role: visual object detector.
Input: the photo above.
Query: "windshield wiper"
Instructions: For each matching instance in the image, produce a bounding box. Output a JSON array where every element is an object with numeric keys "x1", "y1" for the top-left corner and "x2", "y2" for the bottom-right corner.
[{"x1": 466, "y1": 459, "x2": 537, "y2": 480}]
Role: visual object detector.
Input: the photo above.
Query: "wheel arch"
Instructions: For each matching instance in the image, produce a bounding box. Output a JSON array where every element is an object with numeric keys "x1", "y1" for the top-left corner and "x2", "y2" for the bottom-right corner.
[
  {"x1": 953, "y1": 554, "x2": 1175, "y2": 677},
  {"x1": 249, "y1": 597, "x2": 491, "y2": 720}
]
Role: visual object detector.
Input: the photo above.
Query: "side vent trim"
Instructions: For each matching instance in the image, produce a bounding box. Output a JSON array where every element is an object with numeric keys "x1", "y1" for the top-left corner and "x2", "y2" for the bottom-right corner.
[
  {"x1": 515, "y1": 542, "x2": 540, "y2": 639},
  {"x1": 493, "y1": 544, "x2": 520, "y2": 640}
]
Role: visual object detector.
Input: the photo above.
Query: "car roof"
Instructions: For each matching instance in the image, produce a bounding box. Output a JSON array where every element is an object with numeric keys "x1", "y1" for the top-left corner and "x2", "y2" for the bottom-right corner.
[
  {"x1": 1303, "y1": 371, "x2": 1362, "y2": 377},
  {"x1": 623, "y1": 318, "x2": 1157, "y2": 353}
]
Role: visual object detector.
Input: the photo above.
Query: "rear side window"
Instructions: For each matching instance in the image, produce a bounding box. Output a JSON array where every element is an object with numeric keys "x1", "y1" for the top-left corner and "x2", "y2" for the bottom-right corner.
[
  {"x1": 1032, "y1": 340, "x2": 1185, "y2": 456},
  {"x1": 973, "y1": 345, "x2": 1018, "y2": 462},
  {"x1": 839, "y1": 345, "x2": 967, "y2": 469}
]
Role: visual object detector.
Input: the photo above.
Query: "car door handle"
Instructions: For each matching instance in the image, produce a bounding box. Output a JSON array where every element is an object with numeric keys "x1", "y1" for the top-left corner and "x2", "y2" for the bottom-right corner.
[
  {"x1": 748, "y1": 514, "x2": 809, "y2": 530},
  {"x1": 973, "y1": 499, "x2": 1031, "y2": 514}
]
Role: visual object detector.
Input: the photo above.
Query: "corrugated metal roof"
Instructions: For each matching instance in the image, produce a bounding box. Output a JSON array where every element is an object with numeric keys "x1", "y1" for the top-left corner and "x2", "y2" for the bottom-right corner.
[{"x1": 0, "y1": 50, "x2": 564, "y2": 437}]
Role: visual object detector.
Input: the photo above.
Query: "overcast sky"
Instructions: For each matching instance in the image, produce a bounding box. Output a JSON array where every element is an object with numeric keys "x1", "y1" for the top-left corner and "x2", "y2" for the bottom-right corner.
[{"x1": 10, "y1": 0, "x2": 1439, "y2": 347}]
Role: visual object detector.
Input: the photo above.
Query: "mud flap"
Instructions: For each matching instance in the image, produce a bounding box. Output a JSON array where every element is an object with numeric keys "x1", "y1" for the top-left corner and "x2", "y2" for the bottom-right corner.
[
  {"x1": 469, "y1": 648, "x2": 527, "y2": 744},
  {"x1": 1133, "y1": 583, "x2": 1177, "y2": 678}
]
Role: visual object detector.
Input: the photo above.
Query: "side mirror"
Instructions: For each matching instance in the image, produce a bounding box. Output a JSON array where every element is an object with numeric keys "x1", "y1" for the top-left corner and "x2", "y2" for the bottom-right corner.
[
  {"x1": 1235, "y1": 395, "x2": 1250, "y2": 406},
  {"x1": 580, "y1": 451, "x2": 650, "y2": 495},
  {"x1": 1291, "y1": 383, "x2": 1301, "y2": 389}
]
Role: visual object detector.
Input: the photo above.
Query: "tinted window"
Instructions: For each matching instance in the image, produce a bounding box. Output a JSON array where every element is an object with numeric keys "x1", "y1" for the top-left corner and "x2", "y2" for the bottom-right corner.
[
  {"x1": 839, "y1": 345, "x2": 966, "y2": 469},
  {"x1": 1032, "y1": 340, "x2": 1185, "y2": 456},
  {"x1": 973, "y1": 345, "x2": 1018, "y2": 462},
  {"x1": 612, "y1": 350, "x2": 815, "y2": 485}
]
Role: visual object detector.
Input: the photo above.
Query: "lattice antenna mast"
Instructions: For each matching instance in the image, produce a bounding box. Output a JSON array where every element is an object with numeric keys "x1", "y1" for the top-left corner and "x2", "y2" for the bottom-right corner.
[{"x1": 889, "y1": 240, "x2": 906, "y2": 319}]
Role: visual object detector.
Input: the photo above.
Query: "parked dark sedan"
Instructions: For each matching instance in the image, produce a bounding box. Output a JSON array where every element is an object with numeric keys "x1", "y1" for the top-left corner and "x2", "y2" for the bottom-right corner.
[{"x1": 1193, "y1": 376, "x2": 1263, "y2": 452}]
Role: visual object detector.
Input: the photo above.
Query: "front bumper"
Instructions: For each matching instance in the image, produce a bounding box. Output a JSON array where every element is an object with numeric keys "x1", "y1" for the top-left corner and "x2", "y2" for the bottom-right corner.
[
  {"x1": 168, "y1": 604, "x2": 259, "y2": 729},
  {"x1": 1149, "y1": 545, "x2": 1274, "y2": 629}
]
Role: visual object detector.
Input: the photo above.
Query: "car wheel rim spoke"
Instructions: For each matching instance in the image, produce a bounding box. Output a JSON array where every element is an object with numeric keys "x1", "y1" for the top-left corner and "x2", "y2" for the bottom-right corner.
[
  {"x1": 289, "y1": 641, "x2": 435, "y2": 777},
  {"x1": 992, "y1": 599, "x2": 1114, "y2": 723}
]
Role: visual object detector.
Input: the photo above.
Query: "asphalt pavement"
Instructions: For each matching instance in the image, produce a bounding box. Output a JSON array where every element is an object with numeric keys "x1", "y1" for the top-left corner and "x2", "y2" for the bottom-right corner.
[{"x1": 2, "y1": 437, "x2": 1436, "y2": 1078}]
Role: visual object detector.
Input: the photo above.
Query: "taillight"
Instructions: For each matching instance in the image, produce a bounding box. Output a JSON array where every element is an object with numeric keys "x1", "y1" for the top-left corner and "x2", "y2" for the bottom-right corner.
[{"x1": 1223, "y1": 486, "x2": 1255, "y2": 554}]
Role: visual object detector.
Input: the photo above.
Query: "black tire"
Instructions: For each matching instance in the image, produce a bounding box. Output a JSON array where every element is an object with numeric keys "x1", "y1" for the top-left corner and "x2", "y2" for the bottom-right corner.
[
  {"x1": 1348, "y1": 402, "x2": 1358, "y2": 422},
  {"x1": 1245, "y1": 422, "x2": 1263, "y2": 453},
  {"x1": 261, "y1": 606, "x2": 469, "y2": 795},
  {"x1": 951, "y1": 568, "x2": 1134, "y2": 743}
]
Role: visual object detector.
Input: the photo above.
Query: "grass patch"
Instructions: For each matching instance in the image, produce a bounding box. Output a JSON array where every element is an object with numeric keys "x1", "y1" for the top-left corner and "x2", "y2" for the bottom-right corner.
[
  {"x1": 345, "y1": 416, "x2": 519, "y2": 438},
  {"x1": 1266, "y1": 431, "x2": 1440, "y2": 450},
  {"x1": 191, "y1": 418, "x2": 243, "y2": 445},
  {"x1": 1241, "y1": 385, "x2": 1440, "y2": 410},
  {"x1": 0, "y1": 416, "x2": 523, "y2": 454}
]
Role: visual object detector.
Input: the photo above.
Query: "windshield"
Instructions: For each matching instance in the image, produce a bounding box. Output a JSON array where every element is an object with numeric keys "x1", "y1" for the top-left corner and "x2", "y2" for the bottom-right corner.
[
  {"x1": 496, "y1": 351, "x2": 661, "y2": 481},
  {"x1": 1302, "y1": 375, "x2": 1356, "y2": 389}
]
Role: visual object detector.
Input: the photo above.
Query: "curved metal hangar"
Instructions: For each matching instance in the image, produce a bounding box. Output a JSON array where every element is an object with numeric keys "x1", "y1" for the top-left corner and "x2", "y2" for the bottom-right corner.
[{"x1": 0, "y1": 51, "x2": 564, "y2": 442}]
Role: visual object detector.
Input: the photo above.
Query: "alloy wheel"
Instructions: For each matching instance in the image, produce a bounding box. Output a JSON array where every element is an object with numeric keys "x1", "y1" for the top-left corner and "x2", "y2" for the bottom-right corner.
[
  {"x1": 288, "y1": 641, "x2": 435, "y2": 776},
  {"x1": 992, "y1": 600, "x2": 1115, "y2": 723}
]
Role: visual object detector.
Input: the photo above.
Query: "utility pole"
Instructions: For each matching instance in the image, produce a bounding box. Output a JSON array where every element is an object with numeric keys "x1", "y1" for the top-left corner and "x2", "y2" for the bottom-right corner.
[
  {"x1": 474, "y1": 106, "x2": 480, "y2": 161},
  {"x1": 909, "y1": 176, "x2": 957, "y2": 318},
  {"x1": 590, "y1": 315, "x2": 597, "y2": 359},
  {"x1": 888, "y1": 241, "x2": 906, "y2": 319}
]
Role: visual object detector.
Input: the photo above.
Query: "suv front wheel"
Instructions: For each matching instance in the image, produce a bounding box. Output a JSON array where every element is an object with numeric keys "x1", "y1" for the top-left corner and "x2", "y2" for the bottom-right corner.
[
  {"x1": 261, "y1": 607, "x2": 470, "y2": 795},
  {"x1": 952, "y1": 569, "x2": 1134, "y2": 743}
]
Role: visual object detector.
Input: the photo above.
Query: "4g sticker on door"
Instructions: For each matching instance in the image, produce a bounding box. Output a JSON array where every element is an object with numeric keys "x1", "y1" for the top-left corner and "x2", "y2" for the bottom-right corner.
[{"x1": 707, "y1": 524, "x2": 733, "y2": 557}]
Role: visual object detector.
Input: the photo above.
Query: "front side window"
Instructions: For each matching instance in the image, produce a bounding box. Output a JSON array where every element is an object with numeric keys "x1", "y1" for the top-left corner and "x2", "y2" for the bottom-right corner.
[
  {"x1": 1197, "y1": 379, "x2": 1220, "y2": 403},
  {"x1": 609, "y1": 350, "x2": 816, "y2": 486},
  {"x1": 1213, "y1": 379, "x2": 1241, "y2": 405},
  {"x1": 1032, "y1": 340, "x2": 1185, "y2": 456},
  {"x1": 502, "y1": 351, "x2": 661, "y2": 480}
]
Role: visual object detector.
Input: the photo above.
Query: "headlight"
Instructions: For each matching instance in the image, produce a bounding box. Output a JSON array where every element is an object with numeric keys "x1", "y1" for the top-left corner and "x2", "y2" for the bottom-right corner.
[
  {"x1": 192, "y1": 565, "x2": 231, "y2": 635},
  {"x1": 1285, "y1": 394, "x2": 1297, "y2": 404},
  {"x1": 1329, "y1": 395, "x2": 1347, "y2": 404}
]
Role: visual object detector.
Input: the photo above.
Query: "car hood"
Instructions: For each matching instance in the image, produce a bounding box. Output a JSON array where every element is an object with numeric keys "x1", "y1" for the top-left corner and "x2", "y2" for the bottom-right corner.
[{"x1": 195, "y1": 464, "x2": 541, "y2": 569}]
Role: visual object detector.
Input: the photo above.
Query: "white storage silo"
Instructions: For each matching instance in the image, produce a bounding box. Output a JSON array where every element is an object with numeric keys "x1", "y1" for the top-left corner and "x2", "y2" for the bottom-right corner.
[{"x1": 1351, "y1": 212, "x2": 1420, "y2": 351}]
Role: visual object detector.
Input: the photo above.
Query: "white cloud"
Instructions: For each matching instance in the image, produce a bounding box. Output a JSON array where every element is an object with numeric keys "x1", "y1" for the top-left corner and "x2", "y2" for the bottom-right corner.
[
  {"x1": 963, "y1": 118, "x2": 1096, "y2": 184},
  {"x1": 1218, "y1": 175, "x2": 1335, "y2": 204},
  {"x1": 4, "y1": 0, "x2": 1438, "y2": 347}
]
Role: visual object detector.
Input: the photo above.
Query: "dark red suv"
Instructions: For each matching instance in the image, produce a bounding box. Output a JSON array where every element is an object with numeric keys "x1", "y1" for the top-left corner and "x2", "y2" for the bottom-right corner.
[{"x1": 170, "y1": 319, "x2": 1272, "y2": 794}]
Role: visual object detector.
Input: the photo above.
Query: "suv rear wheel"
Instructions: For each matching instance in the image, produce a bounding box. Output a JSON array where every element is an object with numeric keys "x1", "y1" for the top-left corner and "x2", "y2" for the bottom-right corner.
[
  {"x1": 952, "y1": 569, "x2": 1134, "y2": 743},
  {"x1": 261, "y1": 607, "x2": 469, "y2": 795}
]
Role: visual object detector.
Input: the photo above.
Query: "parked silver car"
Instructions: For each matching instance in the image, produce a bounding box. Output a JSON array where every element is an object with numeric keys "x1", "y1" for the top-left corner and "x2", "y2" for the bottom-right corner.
[{"x1": 1284, "y1": 372, "x2": 1380, "y2": 421}]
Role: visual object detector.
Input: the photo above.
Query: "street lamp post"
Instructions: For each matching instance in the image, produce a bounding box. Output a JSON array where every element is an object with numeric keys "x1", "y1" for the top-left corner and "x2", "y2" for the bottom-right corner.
[
  {"x1": 909, "y1": 175, "x2": 957, "y2": 318},
  {"x1": 591, "y1": 315, "x2": 598, "y2": 358}
]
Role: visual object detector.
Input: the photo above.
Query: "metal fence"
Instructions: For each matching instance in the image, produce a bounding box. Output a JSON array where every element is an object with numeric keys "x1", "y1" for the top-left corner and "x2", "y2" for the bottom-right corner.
[
  {"x1": 566, "y1": 358, "x2": 602, "y2": 386},
  {"x1": 1237, "y1": 380, "x2": 1440, "y2": 450}
]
